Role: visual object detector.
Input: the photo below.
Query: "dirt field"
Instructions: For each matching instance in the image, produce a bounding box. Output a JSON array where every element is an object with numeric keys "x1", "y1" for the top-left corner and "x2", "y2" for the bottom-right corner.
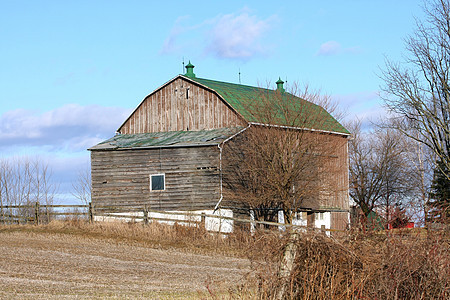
[{"x1": 0, "y1": 228, "x2": 251, "y2": 299}]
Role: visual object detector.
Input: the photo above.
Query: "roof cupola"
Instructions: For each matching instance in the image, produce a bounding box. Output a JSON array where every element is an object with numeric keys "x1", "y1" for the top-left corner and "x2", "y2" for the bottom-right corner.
[
  {"x1": 184, "y1": 61, "x2": 196, "y2": 78},
  {"x1": 276, "y1": 77, "x2": 285, "y2": 92}
]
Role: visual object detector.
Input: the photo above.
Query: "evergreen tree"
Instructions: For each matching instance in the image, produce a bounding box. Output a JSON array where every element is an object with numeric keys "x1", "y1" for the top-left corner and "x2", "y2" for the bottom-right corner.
[{"x1": 429, "y1": 160, "x2": 450, "y2": 222}]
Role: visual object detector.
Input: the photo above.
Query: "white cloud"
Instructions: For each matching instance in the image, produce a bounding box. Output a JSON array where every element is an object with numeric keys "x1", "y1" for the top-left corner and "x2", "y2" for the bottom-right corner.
[
  {"x1": 317, "y1": 40, "x2": 362, "y2": 56},
  {"x1": 0, "y1": 152, "x2": 92, "y2": 202},
  {"x1": 205, "y1": 12, "x2": 273, "y2": 59},
  {"x1": 160, "y1": 15, "x2": 198, "y2": 55},
  {"x1": 0, "y1": 105, "x2": 131, "y2": 203},
  {"x1": 0, "y1": 104, "x2": 131, "y2": 152},
  {"x1": 333, "y1": 91, "x2": 386, "y2": 126},
  {"x1": 317, "y1": 41, "x2": 342, "y2": 56},
  {"x1": 334, "y1": 91, "x2": 378, "y2": 107},
  {"x1": 160, "y1": 10, "x2": 275, "y2": 60}
]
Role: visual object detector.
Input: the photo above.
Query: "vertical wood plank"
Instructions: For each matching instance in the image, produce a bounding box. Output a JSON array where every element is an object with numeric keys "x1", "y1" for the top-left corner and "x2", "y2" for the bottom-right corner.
[{"x1": 117, "y1": 77, "x2": 253, "y2": 133}]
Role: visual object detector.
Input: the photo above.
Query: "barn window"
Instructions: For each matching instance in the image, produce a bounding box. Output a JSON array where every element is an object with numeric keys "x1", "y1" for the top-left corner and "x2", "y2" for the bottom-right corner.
[{"x1": 150, "y1": 174, "x2": 165, "y2": 191}]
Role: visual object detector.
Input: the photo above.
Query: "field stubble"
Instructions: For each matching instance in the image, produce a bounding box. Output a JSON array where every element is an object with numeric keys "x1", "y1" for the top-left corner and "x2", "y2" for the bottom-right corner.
[
  {"x1": 0, "y1": 220, "x2": 252, "y2": 299},
  {"x1": 1, "y1": 220, "x2": 448, "y2": 299}
]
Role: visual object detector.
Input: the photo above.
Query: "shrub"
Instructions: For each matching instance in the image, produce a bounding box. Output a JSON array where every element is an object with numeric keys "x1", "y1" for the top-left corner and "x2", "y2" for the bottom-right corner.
[{"x1": 248, "y1": 229, "x2": 449, "y2": 299}]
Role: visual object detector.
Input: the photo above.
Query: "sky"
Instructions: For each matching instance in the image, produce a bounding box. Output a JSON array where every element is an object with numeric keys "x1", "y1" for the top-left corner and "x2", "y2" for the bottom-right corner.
[{"x1": 0, "y1": 0, "x2": 426, "y2": 203}]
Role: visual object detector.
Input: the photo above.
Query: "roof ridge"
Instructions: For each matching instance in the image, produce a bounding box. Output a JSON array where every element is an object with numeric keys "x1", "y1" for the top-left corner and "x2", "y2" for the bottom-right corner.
[
  {"x1": 187, "y1": 76, "x2": 288, "y2": 93},
  {"x1": 184, "y1": 75, "x2": 349, "y2": 135}
]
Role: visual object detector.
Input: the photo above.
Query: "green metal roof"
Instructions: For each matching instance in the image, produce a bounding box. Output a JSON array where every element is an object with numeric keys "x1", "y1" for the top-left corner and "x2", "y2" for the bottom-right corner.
[
  {"x1": 89, "y1": 127, "x2": 243, "y2": 151},
  {"x1": 186, "y1": 76, "x2": 349, "y2": 135}
]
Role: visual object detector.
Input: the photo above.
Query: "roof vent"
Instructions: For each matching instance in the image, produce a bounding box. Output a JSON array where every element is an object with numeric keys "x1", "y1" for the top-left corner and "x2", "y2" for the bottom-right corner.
[
  {"x1": 276, "y1": 77, "x2": 285, "y2": 92},
  {"x1": 184, "y1": 61, "x2": 196, "y2": 78}
]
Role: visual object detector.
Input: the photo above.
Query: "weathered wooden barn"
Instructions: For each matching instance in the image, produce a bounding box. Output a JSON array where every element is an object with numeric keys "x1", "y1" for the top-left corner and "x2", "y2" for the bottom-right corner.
[{"x1": 89, "y1": 63, "x2": 350, "y2": 231}]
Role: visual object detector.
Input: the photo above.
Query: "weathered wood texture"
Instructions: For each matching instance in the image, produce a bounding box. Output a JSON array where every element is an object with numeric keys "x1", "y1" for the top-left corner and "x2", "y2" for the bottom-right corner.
[
  {"x1": 220, "y1": 130, "x2": 349, "y2": 230},
  {"x1": 221, "y1": 131, "x2": 349, "y2": 210},
  {"x1": 318, "y1": 133, "x2": 349, "y2": 211},
  {"x1": 119, "y1": 78, "x2": 246, "y2": 134},
  {"x1": 91, "y1": 146, "x2": 220, "y2": 211},
  {"x1": 321, "y1": 134, "x2": 349, "y2": 231},
  {"x1": 331, "y1": 212, "x2": 349, "y2": 232}
]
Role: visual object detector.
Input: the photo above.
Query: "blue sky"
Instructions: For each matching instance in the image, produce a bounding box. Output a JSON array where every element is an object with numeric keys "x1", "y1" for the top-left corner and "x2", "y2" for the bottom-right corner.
[{"x1": 0, "y1": 0, "x2": 425, "y2": 203}]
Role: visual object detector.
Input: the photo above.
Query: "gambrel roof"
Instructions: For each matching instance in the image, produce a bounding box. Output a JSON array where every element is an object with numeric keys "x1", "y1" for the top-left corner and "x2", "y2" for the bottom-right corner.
[
  {"x1": 114, "y1": 64, "x2": 349, "y2": 138},
  {"x1": 186, "y1": 76, "x2": 349, "y2": 135}
]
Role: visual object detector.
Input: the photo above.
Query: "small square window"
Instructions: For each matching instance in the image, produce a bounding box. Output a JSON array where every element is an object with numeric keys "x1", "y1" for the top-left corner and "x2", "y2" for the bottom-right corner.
[{"x1": 150, "y1": 174, "x2": 165, "y2": 191}]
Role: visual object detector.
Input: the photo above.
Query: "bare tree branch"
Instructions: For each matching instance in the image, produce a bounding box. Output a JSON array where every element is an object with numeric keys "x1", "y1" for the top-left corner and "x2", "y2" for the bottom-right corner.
[
  {"x1": 381, "y1": 0, "x2": 450, "y2": 181},
  {"x1": 222, "y1": 82, "x2": 348, "y2": 224},
  {"x1": 71, "y1": 165, "x2": 91, "y2": 205}
]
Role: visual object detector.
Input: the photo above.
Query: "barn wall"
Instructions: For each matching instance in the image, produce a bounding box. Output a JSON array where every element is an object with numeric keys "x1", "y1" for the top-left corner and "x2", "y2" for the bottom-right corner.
[
  {"x1": 331, "y1": 212, "x2": 350, "y2": 232},
  {"x1": 91, "y1": 146, "x2": 220, "y2": 211},
  {"x1": 221, "y1": 130, "x2": 349, "y2": 210},
  {"x1": 119, "y1": 77, "x2": 246, "y2": 134},
  {"x1": 320, "y1": 133, "x2": 349, "y2": 210},
  {"x1": 314, "y1": 133, "x2": 350, "y2": 231},
  {"x1": 220, "y1": 129, "x2": 349, "y2": 230}
]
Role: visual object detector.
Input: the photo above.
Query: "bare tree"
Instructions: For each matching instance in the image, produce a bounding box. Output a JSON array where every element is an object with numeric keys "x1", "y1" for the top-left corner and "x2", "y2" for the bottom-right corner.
[
  {"x1": 348, "y1": 121, "x2": 416, "y2": 227},
  {"x1": 0, "y1": 156, "x2": 58, "y2": 223},
  {"x1": 220, "y1": 82, "x2": 348, "y2": 300},
  {"x1": 31, "y1": 159, "x2": 57, "y2": 205},
  {"x1": 376, "y1": 128, "x2": 416, "y2": 228},
  {"x1": 222, "y1": 82, "x2": 347, "y2": 224},
  {"x1": 404, "y1": 135, "x2": 435, "y2": 225},
  {"x1": 71, "y1": 165, "x2": 92, "y2": 205},
  {"x1": 381, "y1": 0, "x2": 450, "y2": 182},
  {"x1": 348, "y1": 121, "x2": 380, "y2": 219}
]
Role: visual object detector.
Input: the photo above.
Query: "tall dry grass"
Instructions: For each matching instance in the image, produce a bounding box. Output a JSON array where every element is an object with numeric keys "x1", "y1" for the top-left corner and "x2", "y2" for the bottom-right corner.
[
  {"x1": 2, "y1": 219, "x2": 448, "y2": 299},
  {"x1": 3, "y1": 218, "x2": 253, "y2": 257},
  {"x1": 246, "y1": 228, "x2": 449, "y2": 300}
]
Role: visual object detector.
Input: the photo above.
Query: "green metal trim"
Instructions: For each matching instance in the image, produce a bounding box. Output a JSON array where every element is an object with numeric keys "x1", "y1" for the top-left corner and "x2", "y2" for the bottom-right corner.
[
  {"x1": 89, "y1": 127, "x2": 244, "y2": 151},
  {"x1": 184, "y1": 61, "x2": 196, "y2": 78},
  {"x1": 276, "y1": 77, "x2": 285, "y2": 92},
  {"x1": 185, "y1": 76, "x2": 350, "y2": 134}
]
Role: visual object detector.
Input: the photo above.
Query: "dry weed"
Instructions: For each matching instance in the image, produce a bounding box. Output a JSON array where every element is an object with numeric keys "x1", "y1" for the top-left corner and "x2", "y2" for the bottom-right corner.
[
  {"x1": 247, "y1": 229, "x2": 449, "y2": 300},
  {"x1": 3, "y1": 219, "x2": 251, "y2": 258},
  {"x1": 2, "y1": 220, "x2": 448, "y2": 299}
]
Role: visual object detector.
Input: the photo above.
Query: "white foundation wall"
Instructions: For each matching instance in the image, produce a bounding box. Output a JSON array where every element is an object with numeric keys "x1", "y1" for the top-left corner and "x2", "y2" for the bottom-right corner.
[
  {"x1": 202, "y1": 209, "x2": 233, "y2": 233},
  {"x1": 277, "y1": 211, "x2": 331, "y2": 235},
  {"x1": 293, "y1": 212, "x2": 308, "y2": 227},
  {"x1": 314, "y1": 212, "x2": 331, "y2": 236},
  {"x1": 94, "y1": 209, "x2": 234, "y2": 233},
  {"x1": 94, "y1": 212, "x2": 144, "y2": 223},
  {"x1": 277, "y1": 211, "x2": 308, "y2": 231}
]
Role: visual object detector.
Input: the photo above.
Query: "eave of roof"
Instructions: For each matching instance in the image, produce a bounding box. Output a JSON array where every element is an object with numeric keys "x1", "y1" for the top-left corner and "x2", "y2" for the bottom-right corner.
[{"x1": 89, "y1": 127, "x2": 243, "y2": 151}]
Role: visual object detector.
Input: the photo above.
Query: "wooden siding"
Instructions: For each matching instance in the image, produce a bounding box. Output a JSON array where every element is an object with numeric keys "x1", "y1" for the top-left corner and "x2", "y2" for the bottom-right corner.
[
  {"x1": 91, "y1": 146, "x2": 220, "y2": 211},
  {"x1": 319, "y1": 133, "x2": 349, "y2": 211},
  {"x1": 318, "y1": 133, "x2": 349, "y2": 231},
  {"x1": 220, "y1": 130, "x2": 349, "y2": 230},
  {"x1": 221, "y1": 131, "x2": 349, "y2": 211},
  {"x1": 119, "y1": 78, "x2": 246, "y2": 134},
  {"x1": 331, "y1": 212, "x2": 349, "y2": 232}
]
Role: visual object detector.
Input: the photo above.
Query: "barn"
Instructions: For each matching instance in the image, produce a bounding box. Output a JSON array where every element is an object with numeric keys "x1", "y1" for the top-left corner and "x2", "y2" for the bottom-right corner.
[{"x1": 89, "y1": 63, "x2": 350, "y2": 231}]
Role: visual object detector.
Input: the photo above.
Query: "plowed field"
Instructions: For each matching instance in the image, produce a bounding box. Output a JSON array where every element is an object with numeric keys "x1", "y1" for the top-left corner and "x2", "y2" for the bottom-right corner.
[{"x1": 0, "y1": 229, "x2": 250, "y2": 299}]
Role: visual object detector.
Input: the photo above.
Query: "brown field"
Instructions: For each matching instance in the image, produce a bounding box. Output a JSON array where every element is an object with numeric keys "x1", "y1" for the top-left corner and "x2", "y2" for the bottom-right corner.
[
  {"x1": 0, "y1": 221, "x2": 251, "y2": 299},
  {"x1": 1, "y1": 220, "x2": 448, "y2": 299}
]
